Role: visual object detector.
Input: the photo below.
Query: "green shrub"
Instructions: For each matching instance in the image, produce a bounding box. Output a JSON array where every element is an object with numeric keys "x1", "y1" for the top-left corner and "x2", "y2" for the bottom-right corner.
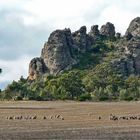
[
  {"x1": 78, "y1": 93, "x2": 92, "y2": 101},
  {"x1": 13, "y1": 96, "x2": 23, "y2": 101}
]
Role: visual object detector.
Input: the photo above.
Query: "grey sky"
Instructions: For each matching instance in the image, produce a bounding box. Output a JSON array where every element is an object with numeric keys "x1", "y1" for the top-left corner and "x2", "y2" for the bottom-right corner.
[{"x1": 0, "y1": 0, "x2": 140, "y2": 89}]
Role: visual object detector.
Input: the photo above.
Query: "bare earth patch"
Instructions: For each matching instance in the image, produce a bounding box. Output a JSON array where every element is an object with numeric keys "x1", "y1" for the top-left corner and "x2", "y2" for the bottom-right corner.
[{"x1": 0, "y1": 101, "x2": 140, "y2": 139}]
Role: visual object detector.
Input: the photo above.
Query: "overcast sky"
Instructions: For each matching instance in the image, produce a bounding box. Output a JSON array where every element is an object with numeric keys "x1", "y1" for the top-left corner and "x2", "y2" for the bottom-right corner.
[{"x1": 0, "y1": 0, "x2": 140, "y2": 89}]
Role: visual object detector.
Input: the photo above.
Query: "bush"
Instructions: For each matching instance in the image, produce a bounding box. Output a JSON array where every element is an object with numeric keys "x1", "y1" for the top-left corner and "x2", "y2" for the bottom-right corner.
[
  {"x1": 78, "y1": 93, "x2": 92, "y2": 101},
  {"x1": 119, "y1": 89, "x2": 134, "y2": 101},
  {"x1": 13, "y1": 96, "x2": 23, "y2": 101},
  {"x1": 36, "y1": 96, "x2": 43, "y2": 101}
]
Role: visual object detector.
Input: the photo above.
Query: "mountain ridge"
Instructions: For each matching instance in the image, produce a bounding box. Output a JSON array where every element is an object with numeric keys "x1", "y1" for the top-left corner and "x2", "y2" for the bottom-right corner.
[
  {"x1": 28, "y1": 21, "x2": 116, "y2": 80},
  {"x1": 2, "y1": 17, "x2": 140, "y2": 101}
]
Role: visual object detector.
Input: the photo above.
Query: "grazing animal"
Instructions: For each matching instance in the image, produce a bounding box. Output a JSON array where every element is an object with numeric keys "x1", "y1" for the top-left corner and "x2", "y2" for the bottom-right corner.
[
  {"x1": 98, "y1": 116, "x2": 101, "y2": 120},
  {"x1": 32, "y1": 116, "x2": 37, "y2": 119},
  {"x1": 55, "y1": 114, "x2": 60, "y2": 119},
  {"x1": 50, "y1": 116, "x2": 53, "y2": 119},
  {"x1": 24, "y1": 116, "x2": 29, "y2": 120},
  {"x1": 109, "y1": 114, "x2": 114, "y2": 120},
  {"x1": 61, "y1": 117, "x2": 64, "y2": 120},
  {"x1": 19, "y1": 116, "x2": 23, "y2": 120},
  {"x1": 13, "y1": 116, "x2": 21, "y2": 120},
  {"x1": 58, "y1": 115, "x2": 64, "y2": 120},
  {"x1": 109, "y1": 114, "x2": 118, "y2": 121},
  {"x1": 8, "y1": 116, "x2": 13, "y2": 120}
]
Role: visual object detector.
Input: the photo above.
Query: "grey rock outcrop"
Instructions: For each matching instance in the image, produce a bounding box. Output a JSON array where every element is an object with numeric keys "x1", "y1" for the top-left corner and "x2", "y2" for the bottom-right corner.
[
  {"x1": 112, "y1": 37, "x2": 140, "y2": 76},
  {"x1": 28, "y1": 57, "x2": 48, "y2": 80},
  {"x1": 28, "y1": 17, "x2": 140, "y2": 80},
  {"x1": 72, "y1": 26, "x2": 93, "y2": 53},
  {"x1": 100, "y1": 22, "x2": 115, "y2": 38},
  {"x1": 28, "y1": 26, "x2": 96, "y2": 80},
  {"x1": 125, "y1": 17, "x2": 140, "y2": 38},
  {"x1": 41, "y1": 28, "x2": 76, "y2": 75},
  {"x1": 124, "y1": 38, "x2": 140, "y2": 75},
  {"x1": 89, "y1": 25, "x2": 100, "y2": 39}
]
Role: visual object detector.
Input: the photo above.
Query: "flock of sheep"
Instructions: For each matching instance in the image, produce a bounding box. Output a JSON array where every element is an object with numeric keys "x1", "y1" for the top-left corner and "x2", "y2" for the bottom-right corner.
[
  {"x1": 89, "y1": 113, "x2": 140, "y2": 121},
  {"x1": 109, "y1": 114, "x2": 140, "y2": 121},
  {"x1": 6, "y1": 113, "x2": 140, "y2": 121},
  {"x1": 6, "y1": 114, "x2": 64, "y2": 120}
]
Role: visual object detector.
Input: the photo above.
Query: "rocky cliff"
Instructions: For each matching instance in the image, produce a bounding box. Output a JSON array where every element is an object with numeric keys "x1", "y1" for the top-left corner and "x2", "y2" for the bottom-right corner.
[
  {"x1": 29, "y1": 17, "x2": 140, "y2": 80},
  {"x1": 112, "y1": 17, "x2": 140, "y2": 76}
]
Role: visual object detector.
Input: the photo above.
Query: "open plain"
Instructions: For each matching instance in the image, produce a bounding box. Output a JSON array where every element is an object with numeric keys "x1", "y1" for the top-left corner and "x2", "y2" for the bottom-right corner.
[{"x1": 0, "y1": 101, "x2": 140, "y2": 139}]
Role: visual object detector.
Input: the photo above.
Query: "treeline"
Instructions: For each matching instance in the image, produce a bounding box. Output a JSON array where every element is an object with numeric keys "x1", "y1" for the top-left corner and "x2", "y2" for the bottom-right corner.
[{"x1": 1, "y1": 65, "x2": 140, "y2": 101}]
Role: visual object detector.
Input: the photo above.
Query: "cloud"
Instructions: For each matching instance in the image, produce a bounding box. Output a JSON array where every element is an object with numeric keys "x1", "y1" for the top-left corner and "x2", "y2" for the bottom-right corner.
[
  {"x1": 0, "y1": 9, "x2": 51, "y2": 60},
  {"x1": 21, "y1": 0, "x2": 140, "y2": 33}
]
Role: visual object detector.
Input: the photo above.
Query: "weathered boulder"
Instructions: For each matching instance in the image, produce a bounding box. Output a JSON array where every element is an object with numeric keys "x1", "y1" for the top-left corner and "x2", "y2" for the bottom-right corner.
[
  {"x1": 112, "y1": 38, "x2": 140, "y2": 76},
  {"x1": 125, "y1": 17, "x2": 140, "y2": 38},
  {"x1": 41, "y1": 28, "x2": 76, "y2": 75},
  {"x1": 100, "y1": 22, "x2": 115, "y2": 38},
  {"x1": 88, "y1": 25, "x2": 100, "y2": 39},
  {"x1": 72, "y1": 26, "x2": 92, "y2": 53},
  {"x1": 28, "y1": 57, "x2": 47, "y2": 80}
]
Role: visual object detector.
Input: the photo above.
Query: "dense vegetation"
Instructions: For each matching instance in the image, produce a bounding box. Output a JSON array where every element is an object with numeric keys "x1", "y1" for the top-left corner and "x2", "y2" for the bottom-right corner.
[{"x1": 1, "y1": 38, "x2": 140, "y2": 101}]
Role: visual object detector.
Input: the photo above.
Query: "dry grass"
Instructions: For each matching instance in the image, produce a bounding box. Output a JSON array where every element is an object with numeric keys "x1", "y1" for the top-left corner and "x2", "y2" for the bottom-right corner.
[{"x1": 0, "y1": 101, "x2": 140, "y2": 139}]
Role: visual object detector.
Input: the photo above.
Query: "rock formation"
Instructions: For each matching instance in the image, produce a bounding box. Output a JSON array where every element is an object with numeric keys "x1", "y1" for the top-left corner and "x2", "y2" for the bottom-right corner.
[
  {"x1": 88, "y1": 25, "x2": 100, "y2": 39},
  {"x1": 112, "y1": 17, "x2": 140, "y2": 76},
  {"x1": 28, "y1": 18, "x2": 140, "y2": 80},
  {"x1": 100, "y1": 22, "x2": 115, "y2": 38},
  {"x1": 29, "y1": 57, "x2": 48, "y2": 80},
  {"x1": 72, "y1": 26, "x2": 93, "y2": 53},
  {"x1": 41, "y1": 28, "x2": 76, "y2": 75},
  {"x1": 29, "y1": 26, "x2": 97, "y2": 80},
  {"x1": 125, "y1": 17, "x2": 140, "y2": 38}
]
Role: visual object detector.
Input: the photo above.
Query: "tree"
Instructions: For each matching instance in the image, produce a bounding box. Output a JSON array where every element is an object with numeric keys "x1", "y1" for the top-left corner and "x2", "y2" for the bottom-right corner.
[
  {"x1": 46, "y1": 70, "x2": 85, "y2": 100},
  {"x1": 57, "y1": 71, "x2": 85, "y2": 100},
  {"x1": 124, "y1": 76, "x2": 140, "y2": 100},
  {"x1": 83, "y1": 62, "x2": 123, "y2": 94}
]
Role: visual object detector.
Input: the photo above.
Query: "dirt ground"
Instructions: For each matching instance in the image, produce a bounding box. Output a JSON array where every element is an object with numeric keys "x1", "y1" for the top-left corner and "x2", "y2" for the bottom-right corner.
[{"x1": 0, "y1": 101, "x2": 140, "y2": 139}]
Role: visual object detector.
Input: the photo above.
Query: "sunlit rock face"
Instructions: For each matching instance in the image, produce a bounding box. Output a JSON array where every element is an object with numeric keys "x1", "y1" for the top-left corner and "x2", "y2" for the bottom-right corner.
[
  {"x1": 28, "y1": 57, "x2": 48, "y2": 80},
  {"x1": 28, "y1": 26, "x2": 95, "y2": 80},
  {"x1": 28, "y1": 17, "x2": 140, "y2": 80},
  {"x1": 100, "y1": 22, "x2": 115, "y2": 38},
  {"x1": 125, "y1": 17, "x2": 140, "y2": 39},
  {"x1": 41, "y1": 28, "x2": 77, "y2": 75},
  {"x1": 112, "y1": 17, "x2": 140, "y2": 76}
]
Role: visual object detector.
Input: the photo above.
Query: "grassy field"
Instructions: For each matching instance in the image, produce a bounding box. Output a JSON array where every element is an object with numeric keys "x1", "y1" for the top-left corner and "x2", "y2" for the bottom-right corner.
[{"x1": 0, "y1": 101, "x2": 140, "y2": 139}]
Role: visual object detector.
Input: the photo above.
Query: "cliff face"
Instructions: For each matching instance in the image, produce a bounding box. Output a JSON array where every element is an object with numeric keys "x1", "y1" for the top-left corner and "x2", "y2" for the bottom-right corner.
[
  {"x1": 125, "y1": 17, "x2": 140, "y2": 38},
  {"x1": 29, "y1": 17, "x2": 140, "y2": 80},
  {"x1": 41, "y1": 29, "x2": 76, "y2": 75},
  {"x1": 112, "y1": 17, "x2": 140, "y2": 76}
]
